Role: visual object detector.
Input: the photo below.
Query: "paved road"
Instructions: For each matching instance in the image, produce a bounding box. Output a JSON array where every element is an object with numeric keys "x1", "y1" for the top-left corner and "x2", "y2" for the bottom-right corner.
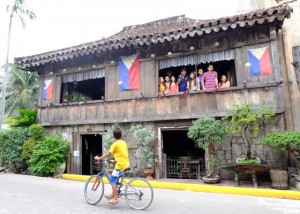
[{"x1": 0, "y1": 173, "x2": 300, "y2": 214}]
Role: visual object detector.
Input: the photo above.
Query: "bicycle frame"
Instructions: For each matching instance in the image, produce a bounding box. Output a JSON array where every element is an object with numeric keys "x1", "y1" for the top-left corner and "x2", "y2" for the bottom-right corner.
[
  {"x1": 97, "y1": 162, "x2": 111, "y2": 182},
  {"x1": 96, "y1": 160, "x2": 141, "y2": 197}
]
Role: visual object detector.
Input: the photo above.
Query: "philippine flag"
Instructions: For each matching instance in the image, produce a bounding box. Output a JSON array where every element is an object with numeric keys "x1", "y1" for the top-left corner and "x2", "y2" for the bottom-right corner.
[
  {"x1": 248, "y1": 47, "x2": 272, "y2": 77},
  {"x1": 119, "y1": 54, "x2": 140, "y2": 91},
  {"x1": 42, "y1": 79, "x2": 54, "y2": 100}
]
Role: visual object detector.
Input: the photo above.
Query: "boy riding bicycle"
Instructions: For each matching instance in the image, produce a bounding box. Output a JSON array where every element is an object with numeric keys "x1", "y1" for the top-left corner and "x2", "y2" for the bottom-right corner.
[{"x1": 94, "y1": 127, "x2": 129, "y2": 205}]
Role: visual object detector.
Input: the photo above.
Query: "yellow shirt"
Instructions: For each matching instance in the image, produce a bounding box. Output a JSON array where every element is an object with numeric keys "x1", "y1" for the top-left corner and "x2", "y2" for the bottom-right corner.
[
  {"x1": 109, "y1": 140, "x2": 130, "y2": 170},
  {"x1": 159, "y1": 83, "x2": 166, "y2": 92}
]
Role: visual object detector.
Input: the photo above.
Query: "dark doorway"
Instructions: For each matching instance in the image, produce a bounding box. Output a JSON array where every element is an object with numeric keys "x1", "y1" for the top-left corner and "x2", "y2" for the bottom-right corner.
[
  {"x1": 163, "y1": 130, "x2": 204, "y2": 158},
  {"x1": 162, "y1": 130, "x2": 205, "y2": 179},
  {"x1": 82, "y1": 134, "x2": 102, "y2": 175}
]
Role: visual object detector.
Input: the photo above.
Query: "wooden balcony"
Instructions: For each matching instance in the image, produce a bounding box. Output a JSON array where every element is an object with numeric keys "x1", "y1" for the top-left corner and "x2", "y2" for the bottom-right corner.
[{"x1": 39, "y1": 85, "x2": 284, "y2": 126}]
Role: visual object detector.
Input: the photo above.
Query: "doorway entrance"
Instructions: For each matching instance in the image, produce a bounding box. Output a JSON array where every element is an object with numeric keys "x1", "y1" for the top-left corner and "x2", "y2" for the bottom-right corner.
[
  {"x1": 82, "y1": 134, "x2": 102, "y2": 175},
  {"x1": 162, "y1": 130, "x2": 205, "y2": 179}
]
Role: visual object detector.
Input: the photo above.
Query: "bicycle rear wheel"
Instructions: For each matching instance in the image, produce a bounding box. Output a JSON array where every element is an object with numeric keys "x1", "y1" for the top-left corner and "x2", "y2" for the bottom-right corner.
[
  {"x1": 84, "y1": 175, "x2": 104, "y2": 205},
  {"x1": 124, "y1": 178, "x2": 154, "y2": 210}
]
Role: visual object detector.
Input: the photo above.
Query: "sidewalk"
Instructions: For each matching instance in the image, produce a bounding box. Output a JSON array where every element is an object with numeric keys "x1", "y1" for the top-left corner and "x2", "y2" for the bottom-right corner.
[{"x1": 62, "y1": 174, "x2": 300, "y2": 200}]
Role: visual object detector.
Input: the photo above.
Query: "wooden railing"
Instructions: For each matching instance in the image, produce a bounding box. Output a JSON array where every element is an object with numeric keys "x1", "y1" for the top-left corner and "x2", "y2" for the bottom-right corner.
[{"x1": 39, "y1": 86, "x2": 284, "y2": 126}]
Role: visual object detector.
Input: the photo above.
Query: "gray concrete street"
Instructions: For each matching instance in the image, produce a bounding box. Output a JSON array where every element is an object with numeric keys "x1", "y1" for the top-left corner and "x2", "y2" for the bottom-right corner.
[{"x1": 0, "y1": 173, "x2": 300, "y2": 214}]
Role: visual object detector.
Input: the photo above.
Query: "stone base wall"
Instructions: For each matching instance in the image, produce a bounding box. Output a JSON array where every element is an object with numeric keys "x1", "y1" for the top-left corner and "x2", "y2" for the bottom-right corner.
[
  {"x1": 44, "y1": 114, "x2": 286, "y2": 180},
  {"x1": 45, "y1": 122, "x2": 155, "y2": 173},
  {"x1": 216, "y1": 113, "x2": 287, "y2": 180}
]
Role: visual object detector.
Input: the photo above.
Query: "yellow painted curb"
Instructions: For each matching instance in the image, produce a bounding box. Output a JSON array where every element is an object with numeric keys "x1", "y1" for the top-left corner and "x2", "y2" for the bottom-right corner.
[{"x1": 62, "y1": 174, "x2": 300, "y2": 200}]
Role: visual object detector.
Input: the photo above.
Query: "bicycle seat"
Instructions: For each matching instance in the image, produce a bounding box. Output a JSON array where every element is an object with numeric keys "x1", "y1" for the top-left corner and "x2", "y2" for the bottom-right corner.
[{"x1": 124, "y1": 167, "x2": 131, "y2": 172}]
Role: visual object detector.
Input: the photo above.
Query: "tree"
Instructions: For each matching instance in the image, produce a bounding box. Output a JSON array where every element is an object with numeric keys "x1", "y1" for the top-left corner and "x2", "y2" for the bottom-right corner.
[
  {"x1": 130, "y1": 125, "x2": 156, "y2": 169},
  {"x1": 187, "y1": 116, "x2": 227, "y2": 178},
  {"x1": 1, "y1": 0, "x2": 36, "y2": 124},
  {"x1": 4, "y1": 65, "x2": 38, "y2": 116},
  {"x1": 260, "y1": 131, "x2": 300, "y2": 169},
  {"x1": 223, "y1": 102, "x2": 275, "y2": 159},
  {"x1": 29, "y1": 136, "x2": 69, "y2": 176},
  {"x1": 22, "y1": 124, "x2": 46, "y2": 164},
  {"x1": 0, "y1": 127, "x2": 29, "y2": 173},
  {"x1": 5, "y1": 108, "x2": 37, "y2": 127}
]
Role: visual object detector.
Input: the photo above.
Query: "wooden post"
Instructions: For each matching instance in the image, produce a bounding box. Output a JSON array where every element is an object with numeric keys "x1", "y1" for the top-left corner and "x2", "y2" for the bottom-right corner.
[
  {"x1": 277, "y1": 29, "x2": 295, "y2": 130},
  {"x1": 292, "y1": 46, "x2": 300, "y2": 89}
]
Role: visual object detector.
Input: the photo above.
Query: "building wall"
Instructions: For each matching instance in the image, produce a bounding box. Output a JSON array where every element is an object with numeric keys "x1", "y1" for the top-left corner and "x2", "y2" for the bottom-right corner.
[
  {"x1": 219, "y1": 114, "x2": 287, "y2": 179},
  {"x1": 46, "y1": 113, "x2": 286, "y2": 179},
  {"x1": 256, "y1": 0, "x2": 300, "y2": 47},
  {"x1": 238, "y1": 0, "x2": 300, "y2": 131}
]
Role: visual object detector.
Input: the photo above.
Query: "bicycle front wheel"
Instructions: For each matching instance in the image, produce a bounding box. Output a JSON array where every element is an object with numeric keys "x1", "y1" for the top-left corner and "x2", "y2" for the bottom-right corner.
[
  {"x1": 125, "y1": 178, "x2": 154, "y2": 210},
  {"x1": 84, "y1": 175, "x2": 104, "y2": 205}
]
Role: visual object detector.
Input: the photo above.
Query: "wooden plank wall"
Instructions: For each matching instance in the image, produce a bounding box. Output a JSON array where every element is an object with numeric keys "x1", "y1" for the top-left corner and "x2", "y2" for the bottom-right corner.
[
  {"x1": 235, "y1": 41, "x2": 278, "y2": 87},
  {"x1": 40, "y1": 87, "x2": 283, "y2": 126},
  {"x1": 71, "y1": 133, "x2": 81, "y2": 174},
  {"x1": 105, "y1": 60, "x2": 156, "y2": 100}
]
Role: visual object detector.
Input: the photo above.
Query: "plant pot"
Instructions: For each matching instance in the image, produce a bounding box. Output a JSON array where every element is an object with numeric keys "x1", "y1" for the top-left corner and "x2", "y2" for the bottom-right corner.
[
  {"x1": 55, "y1": 162, "x2": 66, "y2": 175},
  {"x1": 270, "y1": 169, "x2": 288, "y2": 190},
  {"x1": 202, "y1": 175, "x2": 220, "y2": 184},
  {"x1": 143, "y1": 169, "x2": 154, "y2": 180}
]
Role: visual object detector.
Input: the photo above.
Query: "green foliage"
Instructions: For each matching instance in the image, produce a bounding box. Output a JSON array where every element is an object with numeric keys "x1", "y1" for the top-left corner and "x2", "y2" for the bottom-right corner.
[
  {"x1": 260, "y1": 131, "x2": 300, "y2": 152},
  {"x1": 68, "y1": 94, "x2": 86, "y2": 103},
  {"x1": 22, "y1": 138, "x2": 36, "y2": 164},
  {"x1": 5, "y1": 65, "x2": 39, "y2": 117},
  {"x1": 5, "y1": 108, "x2": 37, "y2": 127},
  {"x1": 187, "y1": 116, "x2": 227, "y2": 150},
  {"x1": 188, "y1": 116, "x2": 226, "y2": 177},
  {"x1": 209, "y1": 154, "x2": 220, "y2": 171},
  {"x1": 22, "y1": 124, "x2": 46, "y2": 164},
  {"x1": 29, "y1": 136, "x2": 69, "y2": 176},
  {"x1": 29, "y1": 124, "x2": 46, "y2": 140},
  {"x1": 223, "y1": 102, "x2": 274, "y2": 137},
  {"x1": 223, "y1": 102, "x2": 274, "y2": 158},
  {"x1": 0, "y1": 127, "x2": 29, "y2": 172},
  {"x1": 102, "y1": 124, "x2": 119, "y2": 153},
  {"x1": 236, "y1": 157, "x2": 261, "y2": 164},
  {"x1": 130, "y1": 125, "x2": 156, "y2": 169}
]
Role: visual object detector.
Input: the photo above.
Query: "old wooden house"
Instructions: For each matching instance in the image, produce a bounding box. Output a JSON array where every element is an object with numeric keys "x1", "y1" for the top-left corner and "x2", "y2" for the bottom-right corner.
[{"x1": 15, "y1": 5, "x2": 294, "y2": 179}]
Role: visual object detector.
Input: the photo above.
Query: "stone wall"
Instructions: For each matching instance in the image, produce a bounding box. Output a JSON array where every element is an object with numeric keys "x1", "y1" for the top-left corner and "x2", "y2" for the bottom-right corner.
[
  {"x1": 44, "y1": 115, "x2": 286, "y2": 180},
  {"x1": 217, "y1": 113, "x2": 287, "y2": 179},
  {"x1": 45, "y1": 122, "x2": 155, "y2": 173}
]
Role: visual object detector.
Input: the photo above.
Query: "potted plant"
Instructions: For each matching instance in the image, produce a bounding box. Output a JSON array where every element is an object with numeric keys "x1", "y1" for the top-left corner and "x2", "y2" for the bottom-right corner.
[
  {"x1": 223, "y1": 102, "x2": 274, "y2": 163},
  {"x1": 260, "y1": 131, "x2": 300, "y2": 189},
  {"x1": 130, "y1": 125, "x2": 155, "y2": 180},
  {"x1": 187, "y1": 116, "x2": 227, "y2": 183}
]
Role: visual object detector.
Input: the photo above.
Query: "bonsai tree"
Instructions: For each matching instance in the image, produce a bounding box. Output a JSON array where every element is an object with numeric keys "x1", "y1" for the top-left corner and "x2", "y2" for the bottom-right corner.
[
  {"x1": 223, "y1": 102, "x2": 274, "y2": 160},
  {"x1": 130, "y1": 125, "x2": 155, "y2": 169},
  {"x1": 260, "y1": 131, "x2": 300, "y2": 169},
  {"x1": 187, "y1": 116, "x2": 226, "y2": 178}
]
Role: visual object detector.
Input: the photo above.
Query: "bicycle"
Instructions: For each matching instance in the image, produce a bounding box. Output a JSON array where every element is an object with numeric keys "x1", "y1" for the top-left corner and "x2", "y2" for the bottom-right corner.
[{"x1": 84, "y1": 160, "x2": 154, "y2": 210}]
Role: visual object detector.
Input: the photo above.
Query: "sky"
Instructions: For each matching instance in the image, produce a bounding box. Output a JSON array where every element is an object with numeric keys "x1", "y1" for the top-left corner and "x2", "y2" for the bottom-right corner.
[{"x1": 0, "y1": 0, "x2": 245, "y2": 65}]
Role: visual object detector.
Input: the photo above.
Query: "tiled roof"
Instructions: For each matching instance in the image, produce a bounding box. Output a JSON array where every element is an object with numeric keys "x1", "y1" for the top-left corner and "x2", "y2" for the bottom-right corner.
[{"x1": 15, "y1": 4, "x2": 292, "y2": 68}]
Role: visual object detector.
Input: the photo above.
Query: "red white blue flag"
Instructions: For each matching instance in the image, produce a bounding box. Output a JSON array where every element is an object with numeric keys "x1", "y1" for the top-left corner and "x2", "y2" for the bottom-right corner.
[
  {"x1": 119, "y1": 54, "x2": 140, "y2": 91},
  {"x1": 248, "y1": 47, "x2": 272, "y2": 77},
  {"x1": 42, "y1": 79, "x2": 54, "y2": 100}
]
